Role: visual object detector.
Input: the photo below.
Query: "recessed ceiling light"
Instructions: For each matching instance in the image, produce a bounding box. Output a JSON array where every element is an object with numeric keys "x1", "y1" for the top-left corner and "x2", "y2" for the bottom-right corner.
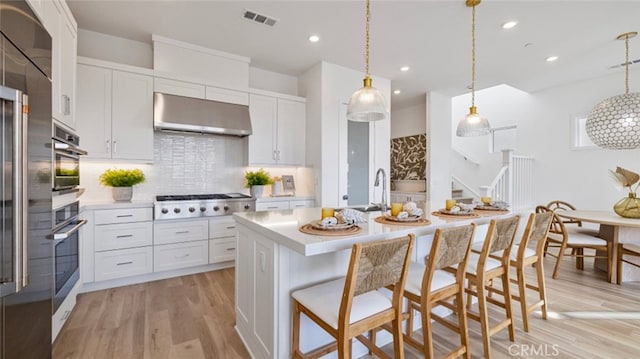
[
  {"x1": 546, "y1": 56, "x2": 559, "y2": 62},
  {"x1": 400, "y1": 66, "x2": 410, "y2": 72},
  {"x1": 393, "y1": 90, "x2": 401, "y2": 95},
  {"x1": 308, "y1": 35, "x2": 320, "y2": 43},
  {"x1": 502, "y1": 21, "x2": 518, "y2": 29}
]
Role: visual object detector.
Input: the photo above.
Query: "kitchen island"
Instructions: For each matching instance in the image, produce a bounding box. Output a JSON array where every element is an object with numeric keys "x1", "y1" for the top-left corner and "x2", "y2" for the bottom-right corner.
[{"x1": 233, "y1": 206, "x2": 513, "y2": 359}]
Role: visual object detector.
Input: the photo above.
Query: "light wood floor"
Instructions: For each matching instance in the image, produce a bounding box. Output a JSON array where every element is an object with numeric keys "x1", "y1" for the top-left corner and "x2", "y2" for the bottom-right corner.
[{"x1": 54, "y1": 256, "x2": 640, "y2": 359}]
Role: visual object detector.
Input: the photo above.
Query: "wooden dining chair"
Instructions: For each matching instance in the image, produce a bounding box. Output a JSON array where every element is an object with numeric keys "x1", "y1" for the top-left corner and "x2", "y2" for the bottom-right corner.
[
  {"x1": 536, "y1": 206, "x2": 612, "y2": 280},
  {"x1": 291, "y1": 235, "x2": 415, "y2": 359},
  {"x1": 490, "y1": 211, "x2": 554, "y2": 332},
  {"x1": 464, "y1": 216, "x2": 520, "y2": 359},
  {"x1": 545, "y1": 200, "x2": 599, "y2": 235},
  {"x1": 617, "y1": 244, "x2": 640, "y2": 284},
  {"x1": 399, "y1": 223, "x2": 476, "y2": 359}
]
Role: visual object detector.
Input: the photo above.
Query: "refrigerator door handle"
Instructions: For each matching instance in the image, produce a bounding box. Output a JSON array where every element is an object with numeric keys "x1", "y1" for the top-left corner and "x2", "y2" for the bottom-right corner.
[{"x1": 21, "y1": 93, "x2": 29, "y2": 288}]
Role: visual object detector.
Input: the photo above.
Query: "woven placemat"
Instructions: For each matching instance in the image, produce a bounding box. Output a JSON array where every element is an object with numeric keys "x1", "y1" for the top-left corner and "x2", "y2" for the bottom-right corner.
[
  {"x1": 431, "y1": 211, "x2": 480, "y2": 219},
  {"x1": 299, "y1": 223, "x2": 362, "y2": 236},
  {"x1": 474, "y1": 209, "x2": 510, "y2": 216},
  {"x1": 374, "y1": 216, "x2": 431, "y2": 226}
]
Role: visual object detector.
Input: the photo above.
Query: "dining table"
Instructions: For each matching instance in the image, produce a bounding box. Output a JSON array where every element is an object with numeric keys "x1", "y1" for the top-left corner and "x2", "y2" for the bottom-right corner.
[{"x1": 556, "y1": 210, "x2": 640, "y2": 284}]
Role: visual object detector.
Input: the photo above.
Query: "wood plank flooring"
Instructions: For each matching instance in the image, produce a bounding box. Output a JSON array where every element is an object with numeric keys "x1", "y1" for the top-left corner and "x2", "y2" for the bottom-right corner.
[{"x1": 54, "y1": 256, "x2": 640, "y2": 359}]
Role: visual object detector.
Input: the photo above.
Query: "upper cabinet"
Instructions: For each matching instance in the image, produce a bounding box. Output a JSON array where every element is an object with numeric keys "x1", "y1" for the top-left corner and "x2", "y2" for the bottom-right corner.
[
  {"x1": 153, "y1": 77, "x2": 249, "y2": 105},
  {"x1": 28, "y1": 0, "x2": 77, "y2": 130},
  {"x1": 76, "y1": 63, "x2": 154, "y2": 161},
  {"x1": 248, "y1": 92, "x2": 305, "y2": 166}
]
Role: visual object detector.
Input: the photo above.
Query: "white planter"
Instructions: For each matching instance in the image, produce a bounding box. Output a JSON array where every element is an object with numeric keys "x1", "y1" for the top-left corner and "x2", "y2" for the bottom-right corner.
[
  {"x1": 112, "y1": 187, "x2": 133, "y2": 202},
  {"x1": 250, "y1": 185, "x2": 266, "y2": 198}
]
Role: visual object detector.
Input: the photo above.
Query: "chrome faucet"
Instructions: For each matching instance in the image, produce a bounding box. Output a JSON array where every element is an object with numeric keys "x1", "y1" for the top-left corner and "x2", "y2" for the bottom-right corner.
[{"x1": 374, "y1": 168, "x2": 387, "y2": 212}]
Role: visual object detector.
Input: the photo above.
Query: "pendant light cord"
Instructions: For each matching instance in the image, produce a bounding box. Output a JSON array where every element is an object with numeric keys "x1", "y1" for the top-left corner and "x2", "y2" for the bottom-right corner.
[
  {"x1": 471, "y1": 3, "x2": 476, "y2": 107},
  {"x1": 625, "y1": 35, "x2": 630, "y2": 94},
  {"x1": 365, "y1": 0, "x2": 371, "y2": 77}
]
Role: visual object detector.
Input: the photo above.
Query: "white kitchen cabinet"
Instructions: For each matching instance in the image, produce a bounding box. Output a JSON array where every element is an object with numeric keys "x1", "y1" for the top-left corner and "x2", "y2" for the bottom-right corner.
[
  {"x1": 154, "y1": 77, "x2": 205, "y2": 98},
  {"x1": 289, "y1": 200, "x2": 315, "y2": 210},
  {"x1": 255, "y1": 201, "x2": 289, "y2": 212},
  {"x1": 248, "y1": 93, "x2": 306, "y2": 166},
  {"x1": 209, "y1": 217, "x2": 237, "y2": 264},
  {"x1": 153, "y1": 219, "x2": 208, "y2": 245},
  {"x1": 154, "y1": 240, "x2": 209, "y2": 272},
  {"x1": 50, "y1": 0, "x2": 77, "y2": 130},
  {"x1": 76, "y1": 64, "x2": 154, "y2": 161},
  {"x1": 206, "y1": 86, "x2": 248, "y2": 105},
  {"x1": 91, "y1": 207, "x2": 154, "y2": 283},
  {"x1": 255, "y1": 198, "x2": 315, "y2": 212}
]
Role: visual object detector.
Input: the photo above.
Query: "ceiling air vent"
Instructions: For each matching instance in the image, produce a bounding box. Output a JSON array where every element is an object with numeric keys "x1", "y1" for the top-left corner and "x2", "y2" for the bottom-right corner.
[
  {"x1": 608, "y1": 59, "x2": 640, "y2": 70},
  {"x1": 242, "y1": 9, "x2": 278, "y2": 27}
]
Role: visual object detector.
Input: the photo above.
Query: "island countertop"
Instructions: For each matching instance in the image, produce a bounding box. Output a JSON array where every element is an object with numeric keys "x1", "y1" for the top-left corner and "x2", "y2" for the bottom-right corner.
[{"x1": 233, "y1": 206, "x2": 512, "y2": 256}]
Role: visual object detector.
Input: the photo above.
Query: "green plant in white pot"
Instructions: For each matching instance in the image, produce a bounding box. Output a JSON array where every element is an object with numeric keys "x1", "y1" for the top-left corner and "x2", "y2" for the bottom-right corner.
[
  {"x1": 245, "y1": 168, "x2": 272, "y2": 198},
  {"x1": 99, "y1": 168, "x2": 145, "y2": 202}
]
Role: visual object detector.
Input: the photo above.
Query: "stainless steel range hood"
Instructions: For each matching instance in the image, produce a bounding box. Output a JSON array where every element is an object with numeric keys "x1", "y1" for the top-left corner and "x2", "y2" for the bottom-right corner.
[{"x1": 154, "y1": 92, "x2": 252, "y2": 137}]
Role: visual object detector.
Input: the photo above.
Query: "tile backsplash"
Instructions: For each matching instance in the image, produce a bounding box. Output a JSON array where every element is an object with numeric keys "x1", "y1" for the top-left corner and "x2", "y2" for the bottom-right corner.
[{"x1": 80, "y1": 132, "x2": 314, "y2": 202}]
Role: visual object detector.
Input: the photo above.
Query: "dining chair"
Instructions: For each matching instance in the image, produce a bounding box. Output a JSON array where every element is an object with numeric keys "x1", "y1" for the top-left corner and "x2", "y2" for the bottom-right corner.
[
  {"x1": 291, "y1": 235, "x2": 414, "y2": 359},
  {"x1": 536, "y1": 206, "x2": 612, "y2": 280},
  {"x1": 490, "y1": 211, "x2": 554, "y2": 332},
  {"x1": 398, "y1": 223, "x2": 476, "y2": 359},
  {"x1": 464, "y1": 216, "x2": 520, "y2": 359},
  {"x1": 545, "y1": 200, "x2": 599, "y2": 235},
  {"x1": 617, "y1": 243, "x2": 640, "y2": 284}
]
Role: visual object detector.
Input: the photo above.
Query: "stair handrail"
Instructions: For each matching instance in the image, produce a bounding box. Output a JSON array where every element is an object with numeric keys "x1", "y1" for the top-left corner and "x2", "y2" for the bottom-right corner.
[
  {"x1": 487, "y1": 165, "x2": 508, "y2": 193},
  {"x1": 452, "y1": 146, "x2": 480, "y2": 166},
  {"x1": 451, "y1": 175, "x2": 482, "y2": 200}
]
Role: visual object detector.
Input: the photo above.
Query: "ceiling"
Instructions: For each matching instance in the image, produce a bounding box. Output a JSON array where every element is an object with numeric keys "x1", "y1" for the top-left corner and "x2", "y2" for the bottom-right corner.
[{"x1": 67, "y1": 0, "x2": 640, "y2": 109}]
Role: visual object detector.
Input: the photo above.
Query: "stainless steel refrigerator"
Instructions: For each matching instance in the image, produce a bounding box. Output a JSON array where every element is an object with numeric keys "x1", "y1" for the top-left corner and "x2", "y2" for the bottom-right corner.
[{"x1": 1, "y1": 1, "x2": 53, "y2": 358}]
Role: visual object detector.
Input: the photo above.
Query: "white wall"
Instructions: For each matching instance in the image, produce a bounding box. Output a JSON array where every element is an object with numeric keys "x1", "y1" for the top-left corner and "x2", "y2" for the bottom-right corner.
[
  {"x1": 390, "y1": 102, "x2": 426, "y2": 139},
  {"x1": 249, "y1": 67, "x2": 298, "y2": 96},
  {"x1": 77, "y1": 29, "x2": 153, "y2": 68},
  {"x1": 299, "y1": 61, "x2": 391, "y2": 208},
  {"x1": 450, "y1": 69, "x2": 640, "y2": 210},
  {"x1": 426, "y1": 92, "x2": 452, "y2": 207}
]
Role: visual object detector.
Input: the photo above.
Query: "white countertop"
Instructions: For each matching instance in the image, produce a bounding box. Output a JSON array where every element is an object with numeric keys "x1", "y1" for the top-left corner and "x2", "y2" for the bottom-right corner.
[
  {"x1": 80, "y1": 200, "x2": 154, "y2": 211},
  {"x1": 233, "y1": 206, "x2": 513, "y2": 256}
]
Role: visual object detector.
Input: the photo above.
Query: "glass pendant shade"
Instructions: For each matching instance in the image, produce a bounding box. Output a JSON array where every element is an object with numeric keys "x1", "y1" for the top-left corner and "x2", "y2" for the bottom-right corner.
[
  {"x1": 347, "y1": 77, "x2": 389, "y2": 122},
  {"x1": 456, "y1": 106, "x2": 490, "y2": 137},
  {"x1": 585, "y1": 93, "x2": 640, "y2": 150}
]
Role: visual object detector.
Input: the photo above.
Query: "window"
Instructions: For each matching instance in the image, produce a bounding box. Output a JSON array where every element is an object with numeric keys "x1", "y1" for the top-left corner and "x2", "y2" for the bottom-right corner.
[{"x1": 571, "y1": 114, "x2": 597, "y2": 150}]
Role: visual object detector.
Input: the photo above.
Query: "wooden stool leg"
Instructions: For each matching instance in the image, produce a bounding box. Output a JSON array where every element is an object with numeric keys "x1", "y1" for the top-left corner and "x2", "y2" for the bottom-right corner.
[
  {"x1": 536, "y1": 258, "x2": 548, "y2": 320},
  {"x1": 392, "y1": 315, "x2": 405, "y2": 359},
  {"x1": 457, "y1": 288, "x2": 471, "y2": 359},
  {"x1": 502, "y1": 272, "x2": 516, "y2": 342},
  {"x1": 617, "y1": 243, "x2": 624, "y2": 284},
  {"x1": 292, "y1": 301, "x2": 301, "y2": 358},
  {"x1": 421, "y1": 301, "x2": 435, "y2": 359},
  {"x1": 337, "y1": 335, "x2": 351, "y2": 359},
  {"x1": 576, "y1": 248, "x2": 584, "y2": 270},
  {"x1": 552, "y1": 243, "x2": 567, "y2": 279},
  {"x1": 517, "y1": 266, "x2": 530, "y2": 332},
  {"x1": 476, "y1": 279, "x2": 492, "y2": 359}
]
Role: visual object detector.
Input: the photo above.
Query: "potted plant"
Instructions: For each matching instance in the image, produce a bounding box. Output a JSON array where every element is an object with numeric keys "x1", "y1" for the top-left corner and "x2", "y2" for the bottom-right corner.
[
  {"x1": 245, "y1": 168, "x2": 272, "y2": 198},
  {"x1": 99, "y1": 168, "x2": 145, "y2": 202}
]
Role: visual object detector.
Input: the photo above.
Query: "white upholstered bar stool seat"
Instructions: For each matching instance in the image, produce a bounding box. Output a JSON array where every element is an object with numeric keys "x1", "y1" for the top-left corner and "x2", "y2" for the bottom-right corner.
[
  {"x1": 292, "y1": 278, "x2": 393, "y2": 329},
  {"x1": 404, "y1": 261, "x2": 457, "y2": 296}
]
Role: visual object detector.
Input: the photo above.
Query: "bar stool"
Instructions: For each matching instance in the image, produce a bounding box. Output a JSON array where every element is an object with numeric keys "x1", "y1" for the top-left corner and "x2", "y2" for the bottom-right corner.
[
  {"x1": 465, "y1": 216, "x2": 520, "y2": 359},
  {"x1": 490, "y1": 211, "x2": 553, "y2": 332},
  {"x1": 401, "y1": 224, "x2": 476, "y2": 359},
  {"x1": 291, "y1": 235, "x2": 415, "y2": 359}
]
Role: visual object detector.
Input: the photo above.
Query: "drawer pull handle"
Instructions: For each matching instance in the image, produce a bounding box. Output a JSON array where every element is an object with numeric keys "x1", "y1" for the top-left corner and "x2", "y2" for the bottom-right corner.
[
  {"x1": 267, "y1": 206, "x2": 278, "y2": 209},
  {"x1": 61, "y1": 310, "x2": 71, "y2": 321},
  {"x1": 175, "y1": 230, "x2": 190, "y2": 234},
  {"x1": 116, "y1": 234, "x2": 133, "y2": 238},
  {"x1": 175, "y1": 254, "x2": 190, "y2": 258},
  {"x1": 116, "y1": 261, "x2": 133, "y2": 266},
  {"x1": 226, "y1": 226, "x2": 236, "y2": 229},
  {"x1": 116, "y1": 214, "x2": 133, "y2": 218},
  {"x1": 226, "y1": 248, "x2": 236, "y2": 251},
  {"x1": 295, "y1": 205, "x2": 304, "y2": 207}
]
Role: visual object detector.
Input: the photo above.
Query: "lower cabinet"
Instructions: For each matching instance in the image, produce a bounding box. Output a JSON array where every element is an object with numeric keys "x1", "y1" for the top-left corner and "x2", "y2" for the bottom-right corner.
[
  {"x1": 154, "y1": 240, "x2": 209, "y2": 272},
  {"x1": 256, "y1": 198, "x2": 315, "y2": 211},
  {"x1": 95, "y1": 246, "x2": 153, "y2": 281}
]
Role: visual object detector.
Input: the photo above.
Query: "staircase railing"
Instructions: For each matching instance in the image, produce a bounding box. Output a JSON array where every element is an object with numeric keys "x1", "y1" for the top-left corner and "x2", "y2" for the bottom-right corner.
[{"x1": 452, "y1": 175, "x2": 482, "y2": 200}]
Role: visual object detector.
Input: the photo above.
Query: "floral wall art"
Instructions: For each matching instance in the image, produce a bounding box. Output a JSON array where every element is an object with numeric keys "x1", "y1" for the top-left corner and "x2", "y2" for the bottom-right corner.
[{"x1": 390, "y1": 134, "x2": 427, "y2": 180}]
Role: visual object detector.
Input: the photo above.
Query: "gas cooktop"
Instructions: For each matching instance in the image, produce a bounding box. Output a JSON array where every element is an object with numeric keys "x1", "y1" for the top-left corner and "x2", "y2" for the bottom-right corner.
[{"x1": 154, "y1": 193, "x2": 256, "y2": 220}]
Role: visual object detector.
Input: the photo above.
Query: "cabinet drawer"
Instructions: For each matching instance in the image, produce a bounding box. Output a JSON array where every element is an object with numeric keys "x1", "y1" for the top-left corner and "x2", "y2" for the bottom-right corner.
[
  {"x1": 289, "y1": 200, "x2": 314, "y2": 209},
  {"x1": 95, "y1": 246, "x2": 153, "y2": 282},
  {"x1": 95, "y1": 222, "x2": 153, "y2": 251},
  {"x1": 209, "y1": 217, "x2": 237, "y2": 239},
  {"x1": 154, "y1": 219, "x2": 208, "y2": 245},
  {"x1": 154, "y1": 240, "x2": 209, "y2": 272},
  {"x1": 209, "y1": 238, "x2": 236, "y2": 263},
  {"x1": 94, "y1": 208, "x2": 152, "y2": 225},
  {"x1": 205, "y1": 86, "x2": 248, "y2": 105},
  {"x1": 154, "y1": 77, "x2": 205, "y2": 98},
  {"x1": 255, "y1": 201, "x2": 289, "y2": 211}
]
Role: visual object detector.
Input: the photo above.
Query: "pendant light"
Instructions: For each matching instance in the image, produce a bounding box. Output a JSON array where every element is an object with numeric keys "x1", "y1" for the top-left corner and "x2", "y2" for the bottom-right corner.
[
  {"x1": 585, "y1": 32, "x2": 640, "y2": 150},
  {"x1": 456, "y1": 0, "x2": 490, "y2": 137},
  {"x1": 346, "y1": 0, "x2": 388, "y2": 122}
]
